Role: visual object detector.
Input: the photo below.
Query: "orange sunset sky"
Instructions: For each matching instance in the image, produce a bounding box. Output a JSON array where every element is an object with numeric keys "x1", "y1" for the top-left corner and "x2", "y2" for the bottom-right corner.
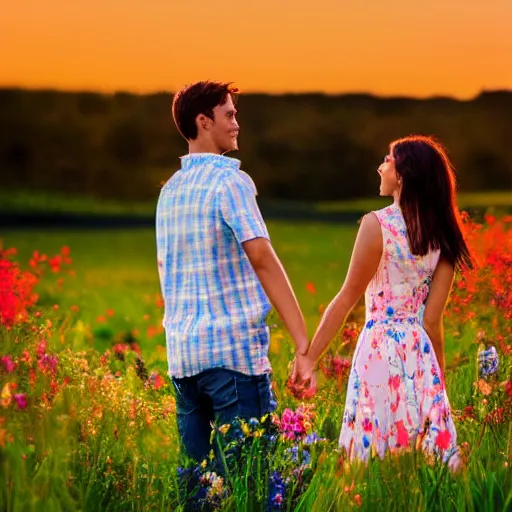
[{"x1": 2, "y1": 0, "x2": 511, "y2": 98}]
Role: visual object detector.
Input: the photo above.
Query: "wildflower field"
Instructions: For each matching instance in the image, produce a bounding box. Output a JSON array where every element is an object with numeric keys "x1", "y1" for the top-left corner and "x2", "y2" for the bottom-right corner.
[{"x1": 1, "y1": 213, "x2": 511, "y2": 511}]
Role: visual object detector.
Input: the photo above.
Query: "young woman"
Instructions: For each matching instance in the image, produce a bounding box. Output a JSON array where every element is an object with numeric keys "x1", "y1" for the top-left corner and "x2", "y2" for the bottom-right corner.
[{"x1": 294, "y1": 135, "x2": 472, "y2": 467}]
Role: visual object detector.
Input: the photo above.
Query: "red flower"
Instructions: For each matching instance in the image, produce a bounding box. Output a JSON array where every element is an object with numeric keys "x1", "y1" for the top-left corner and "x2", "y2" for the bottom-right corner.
[
  {"x1": 48, "y1": 255, "x2": 62, "y2": 273},
  {"x1": 113, "y1": 344, "x2": 129, "y2": 355},
  {"x1": 504, "y1": 380, "x2": 512, "y2": 398},
  {"x1": 305, "y1": 281, "x2": 316, "y2": 294},
  {"x1": 0, "y1": 250, "x2": 39, "y2": 326},
  {"x1": 60, "y1": 246, "x2": 72, "y2": 265},
  {"x1": 151, "y1": 372, "x2": 166, "y2": 390}
]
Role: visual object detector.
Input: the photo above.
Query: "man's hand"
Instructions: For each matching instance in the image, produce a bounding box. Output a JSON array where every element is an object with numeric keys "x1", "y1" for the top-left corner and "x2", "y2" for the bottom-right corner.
[{"x1": 288, "y1": 352, "x2": 317, "y2": 399}]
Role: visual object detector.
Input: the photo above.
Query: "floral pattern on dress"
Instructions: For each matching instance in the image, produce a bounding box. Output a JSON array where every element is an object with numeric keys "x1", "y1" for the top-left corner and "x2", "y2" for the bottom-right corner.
[{"x1": 339, "y1": 203, "x2": 459, "y2": 468}]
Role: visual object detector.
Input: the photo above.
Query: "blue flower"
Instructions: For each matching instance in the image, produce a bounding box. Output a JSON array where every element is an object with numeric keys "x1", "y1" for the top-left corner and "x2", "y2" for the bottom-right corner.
[
  {"x1": 386, "y1": 306, "x2": 394, "y2": 316},
  {"x1": 478, "y1": 346, "x2": 499, "y2": 377},
  {"x1": 363, "y1": 435, "x2": 370, "y2": 448},
  {"x1": 423, "y1": 342, "x2": 430, "y2": 354},
  {"x1": 269, "y1": 472, "x2": 286, "y2": 509},
  {"x1": 304, "y1": 432, "x2": 323, "y2": 445},
  {"x1": 433, "y1": 375, "x2": 440, "y2": 385},
  {"x1": 248, "y1": 417, "x2": 260, "y2": 427},
  {"x1": 289, "y1": 446, "x2": 299, "y2": 462},
  {"x1": 366, "y1": 319, "x2": 375, "y2": 329}
]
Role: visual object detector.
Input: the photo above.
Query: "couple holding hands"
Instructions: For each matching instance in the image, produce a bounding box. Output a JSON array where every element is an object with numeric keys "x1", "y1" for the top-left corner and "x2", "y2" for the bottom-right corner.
[{"x1": 156, "y1": 81, "x2": 472, "y2": 469}]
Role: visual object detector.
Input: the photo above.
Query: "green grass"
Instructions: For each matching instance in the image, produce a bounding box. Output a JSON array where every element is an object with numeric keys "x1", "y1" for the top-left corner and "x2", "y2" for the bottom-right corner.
[
  {"x1": 315, "y1": 191, "x2": 512, "y2": 212},
  {"x1": 0, "y1": 189, "x2": 157, "y2": 216},
  {"x1": 1, "y1": 189, "x2": 510, "y2": 216},
  {"x1": 0, "y1": 222, "x2": 357, "y2": 339},
  {"x1": 1, "y1": 218, "x2": 511, "y2": 511},
  {"x1": 2, "y1": 220, "x2": 468, "y2": 363}
]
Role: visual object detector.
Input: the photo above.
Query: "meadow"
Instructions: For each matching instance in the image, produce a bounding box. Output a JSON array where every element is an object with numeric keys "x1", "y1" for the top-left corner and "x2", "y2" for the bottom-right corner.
[{"x1": 0, "y1": 211, "x2": 511, "y2": 511}]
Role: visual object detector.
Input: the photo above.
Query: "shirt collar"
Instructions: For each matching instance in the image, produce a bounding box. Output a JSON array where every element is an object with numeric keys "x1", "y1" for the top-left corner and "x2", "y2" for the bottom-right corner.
[{"x1": 180, "y1": 153, "x2": 241, "y2": 172}]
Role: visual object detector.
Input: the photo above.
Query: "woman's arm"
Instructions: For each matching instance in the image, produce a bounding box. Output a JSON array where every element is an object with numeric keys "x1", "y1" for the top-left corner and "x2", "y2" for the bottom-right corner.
[
  {"x1": 304, "y1": 213, "x2": 383, "y2": 365},
  {"x1": 423, "y1": 257, "x2": 455, "y2": 373}
]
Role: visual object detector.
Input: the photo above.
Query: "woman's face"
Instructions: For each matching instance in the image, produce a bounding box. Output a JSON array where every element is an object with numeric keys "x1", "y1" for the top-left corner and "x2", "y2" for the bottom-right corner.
[{"x1": 377, "y1": 152, "x2": 400, "y2": 197}]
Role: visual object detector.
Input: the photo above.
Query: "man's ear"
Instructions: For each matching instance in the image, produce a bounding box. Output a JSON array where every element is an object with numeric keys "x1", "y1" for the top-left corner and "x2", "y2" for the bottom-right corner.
[{"x1": 196, "y1": 114, "x2": 212, "y2": 132}]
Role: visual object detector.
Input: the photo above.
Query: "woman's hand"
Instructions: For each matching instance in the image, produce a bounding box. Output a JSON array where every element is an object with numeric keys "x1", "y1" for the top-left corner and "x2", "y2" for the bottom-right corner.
[{"x1": 288, "y1": 352, "x2": 317, "y2": 399}]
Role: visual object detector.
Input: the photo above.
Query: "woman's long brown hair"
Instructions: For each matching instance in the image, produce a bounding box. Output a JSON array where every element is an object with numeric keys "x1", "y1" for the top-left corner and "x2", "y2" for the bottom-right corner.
[{"x1": 391, "y1": 135, "x2": 472, "y2": 269}]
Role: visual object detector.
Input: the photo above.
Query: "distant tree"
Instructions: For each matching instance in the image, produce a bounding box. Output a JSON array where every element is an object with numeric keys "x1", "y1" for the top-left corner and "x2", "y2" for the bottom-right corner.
[{"x1": 0, "y1": 88, "x2": 510, "y2": 201}]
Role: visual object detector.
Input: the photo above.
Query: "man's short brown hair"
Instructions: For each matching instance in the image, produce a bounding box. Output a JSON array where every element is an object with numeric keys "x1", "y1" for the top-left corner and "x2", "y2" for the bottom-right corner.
[{"x1": 172, "y1": 81, "x2": 239, "y2": 140}]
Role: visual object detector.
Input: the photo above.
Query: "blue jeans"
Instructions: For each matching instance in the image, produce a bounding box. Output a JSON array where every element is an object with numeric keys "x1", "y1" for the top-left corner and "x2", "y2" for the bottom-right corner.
[{"x1": 172, "y1": 368, "x2": 277, "y2": 463}]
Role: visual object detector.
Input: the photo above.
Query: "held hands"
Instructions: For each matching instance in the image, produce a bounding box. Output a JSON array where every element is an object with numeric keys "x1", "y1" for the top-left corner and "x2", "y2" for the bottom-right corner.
[{"x1": 288, "y1": 351, "x2": 317, "y2": 399}]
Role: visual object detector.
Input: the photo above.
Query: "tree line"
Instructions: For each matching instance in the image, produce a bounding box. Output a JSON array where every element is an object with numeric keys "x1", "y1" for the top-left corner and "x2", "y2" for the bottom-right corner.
[{"x1": 0, "y1": 88, "x2": 510, "y2": 201}]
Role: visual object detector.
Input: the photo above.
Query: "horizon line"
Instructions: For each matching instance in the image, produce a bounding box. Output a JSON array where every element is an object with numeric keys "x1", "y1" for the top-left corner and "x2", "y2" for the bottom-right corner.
[{"x1": 1, "y1": 84, "x2": 511, "y2": 102}]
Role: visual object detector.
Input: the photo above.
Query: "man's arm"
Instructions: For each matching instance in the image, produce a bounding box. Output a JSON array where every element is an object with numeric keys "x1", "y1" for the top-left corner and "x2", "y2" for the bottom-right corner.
[
  {"x1": 219, "y1": 173, "x2": 309, "y2": 355},
  {"x1": 243, "y1": 238, "x2": 309, "y2": 355}
]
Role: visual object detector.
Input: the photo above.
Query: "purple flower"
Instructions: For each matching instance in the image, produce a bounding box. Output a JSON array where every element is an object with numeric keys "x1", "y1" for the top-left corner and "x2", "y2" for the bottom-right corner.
[
  {"x1": 37, "y1": 354, "x2": 58, "y2": 373},
  {"x1": 304, "y1": 432, "x2": 323, "y2": 445},
  {"x1": 14, "y1": 393, "x2": 27, "y2": 410},
  {"x1": 1, "y1": 356, "x2": 16, "y2": 373},
  {"x1": 269, "y1": 471, "x2": 286, "y2": 509}
]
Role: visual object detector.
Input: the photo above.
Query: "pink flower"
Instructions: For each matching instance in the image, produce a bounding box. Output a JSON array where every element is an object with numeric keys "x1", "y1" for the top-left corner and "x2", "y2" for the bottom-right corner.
[
  {"x1": 14, "y1": 393, "x2": 27, "y2": 410},
  {"x1": 332, "y1": 356, "x2": 351, "y2": 375},
  {"x1": 1, "y1": 356, "x2": 16, "y2": 373},
  {"x1": 36, "y1": 340, "x2": 47, "y2": 357},
  {"x1": 435, "y1": 429, "x2": 452, "y2": 450},
  {"x1": 37, "y1": 354, "x2": 58, "y2": 374},
  {"x1": 279, "y1": 406, "x2": 314, "y2": 440},
  {"x1": 362, "y1": 418, "x2": 373, "y2": 432}
]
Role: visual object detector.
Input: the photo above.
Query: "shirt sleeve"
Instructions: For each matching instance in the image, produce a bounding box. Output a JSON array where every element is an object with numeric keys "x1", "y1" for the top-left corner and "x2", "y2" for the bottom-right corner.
[{"x1": 220, "y1": 172, "x2": 270, "y2": 244}]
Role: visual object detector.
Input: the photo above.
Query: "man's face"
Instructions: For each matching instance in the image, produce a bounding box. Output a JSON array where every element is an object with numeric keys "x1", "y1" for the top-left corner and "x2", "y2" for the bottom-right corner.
[{"x1": 210, "y1": 94, "x2": 240, "y2": 154}]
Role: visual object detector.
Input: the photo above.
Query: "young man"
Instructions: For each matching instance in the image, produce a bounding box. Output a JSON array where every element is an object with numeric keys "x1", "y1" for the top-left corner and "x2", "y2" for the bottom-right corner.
[{"x1": 156, "y1": 81, "x2": 309, "y2": 463}]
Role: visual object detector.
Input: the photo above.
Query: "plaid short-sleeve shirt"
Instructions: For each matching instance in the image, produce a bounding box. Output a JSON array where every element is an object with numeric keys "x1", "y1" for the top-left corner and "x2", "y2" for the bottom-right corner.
[{"x1": 156, "y1": 153, "x2": 272, "y2": 378}]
